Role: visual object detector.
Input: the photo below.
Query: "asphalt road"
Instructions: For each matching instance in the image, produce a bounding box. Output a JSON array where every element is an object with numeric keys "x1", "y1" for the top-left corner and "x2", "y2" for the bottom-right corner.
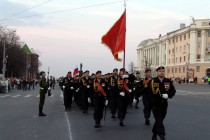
[{"x1": 0, "y1": 83, "x2": 210, "y2": 140}]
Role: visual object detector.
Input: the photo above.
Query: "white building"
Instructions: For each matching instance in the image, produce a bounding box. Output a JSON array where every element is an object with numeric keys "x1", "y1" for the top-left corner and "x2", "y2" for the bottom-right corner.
[{"x1": 137, "y1": 18, "x2": 210, "y2": 82}]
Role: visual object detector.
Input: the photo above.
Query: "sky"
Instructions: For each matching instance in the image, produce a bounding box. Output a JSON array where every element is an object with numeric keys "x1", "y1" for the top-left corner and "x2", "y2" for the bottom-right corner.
[{"x1": 0, "y1": 0, "x2": 210, "y2": 77}]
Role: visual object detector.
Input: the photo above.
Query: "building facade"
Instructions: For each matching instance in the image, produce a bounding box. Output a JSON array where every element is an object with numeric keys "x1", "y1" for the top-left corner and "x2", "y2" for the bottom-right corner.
[{"x1": 137, "y1": 18, "x2": 210, "y2": 83}]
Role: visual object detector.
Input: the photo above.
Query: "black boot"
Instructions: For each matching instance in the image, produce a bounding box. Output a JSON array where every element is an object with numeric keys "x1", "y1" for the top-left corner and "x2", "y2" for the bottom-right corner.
[
  {"x1": 145, "y1": 118, "x2": 150, "y2": 125},
  {"x1": 159, "y1": 135, "x2": 166, "y2": 140},
  {"x1": 135, "y1": 102, "x2": 139, "y2": 109},
  {"x1": 119, "y1": 121, "x2": 125, "y2": 127},
  {"x1": 94, "y1": 121, "x2": 100, "y2": 128},
  {"x1": 39, "y1": 112, "x2": 47, "y2": 117},
  {"x1": 152, "y1": 133, "x2": 157, "y2": 140}
]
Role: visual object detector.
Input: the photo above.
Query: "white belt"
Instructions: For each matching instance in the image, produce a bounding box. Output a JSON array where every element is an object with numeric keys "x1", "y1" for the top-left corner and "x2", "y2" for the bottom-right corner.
[{"x1": 40, "y1": 87, "x2": 44, "y2": 90}]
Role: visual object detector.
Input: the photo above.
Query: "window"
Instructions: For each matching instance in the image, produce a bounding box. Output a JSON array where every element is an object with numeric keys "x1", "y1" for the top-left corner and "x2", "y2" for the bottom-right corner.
[
  {"x1": 180, "y1": 36, "x2": 182, "y2": 41},
  {"x1": 184, "y1": 56, "x2": 186, "y2": 62},
  {"x1": 172, "y1": 58, "x2": 174, "y2": 63},
  {"x1": 172, "y1": 48, "x2": 174, "y2": 54},
  {"x1": 196, "y1": 66, "x2": 200, "y2": 72},
  {"x1": 183, "y1": 67, "x2": 185, "y2": 73},
  {"x1": 180, "y1": 46, "x2": 182, "y2": 52},
  {"x1": 197, "y1": 54, "x2": 201, "y2": 59},
  {"x1": 172, "y1": 39, "x2": 174, "y2": 43},
  {"x1": 176, "y1": 58, "x2": 177, "y2": 63},
  {"x1": 169, "y1": 40, "x2": 171, "y2": 45},
  {"x1": 168, "y1": 68, "x2": 170, "y2": 74},
  {"x1": 197, "y1": 43, "x2": 201, "y2": 48},
  {"x1": 184, "y1": 45, "x2": 186, "y2": 52},
  {"x1": 197, "y1": 31, "x2": 201, "y2": 37},
  {"x1": 184, "y1": 34, "x2": 186, "y2": 40},
  {"x1": 179, "y1": 67, "x2": 181, "y2": 73},
  {"x1": 188, "y1": 33, "x2": 190, "y2": 39},
  {"x1": 169, "y1": 50, "x2": 171, "y2": 54},
  {"x1": 175, "y1": 68, "x2": 177, "y2": 73},
  {"x1": 208, "y1": 30, "x2": 210, "y2": 37},
  {"x1": 169, "y1": 59, "x2": 170, "y2": 64},
  {"x1": 180, "y1": 57, "x2": 182, "y2": 62},
  {"x1": 176, "y1": 37, "x2": 178, "y2": 42},
  {"x1": 172, "y1": 68, "x2": 174, "y2": 73},
  {"x1": 176, "y1": 47, "x2": 178, "y2": 53}
]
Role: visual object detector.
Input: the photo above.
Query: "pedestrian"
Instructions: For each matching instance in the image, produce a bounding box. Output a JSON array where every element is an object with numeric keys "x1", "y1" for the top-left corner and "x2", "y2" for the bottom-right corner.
[
  {"x1": 147, "y1": 66, "x2": 176, "y2": 140},
  {"x1": 39, "y1": 71, "x2": 49, "y2": 117}
]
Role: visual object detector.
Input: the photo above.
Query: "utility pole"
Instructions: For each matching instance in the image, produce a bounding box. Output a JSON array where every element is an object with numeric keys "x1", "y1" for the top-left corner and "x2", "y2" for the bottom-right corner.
[{"x1": 2, "y1": 41, "x2": 6, "y2": 80}]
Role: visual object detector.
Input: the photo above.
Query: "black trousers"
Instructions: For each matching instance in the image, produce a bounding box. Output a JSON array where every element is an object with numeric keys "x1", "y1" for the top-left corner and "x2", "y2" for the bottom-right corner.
[
  {"x1": 109, "y1": 89, "x2": 118, "y2": 115},
  {"x1": 142, "y1": 95, "x2": 152, "y2": 119},
  {"x1": 64, "y1": 89, "x2": 73, "y2": 107},
  {"x1": 117, "y1": 95, "x2": 129, "y2": 121},
  {"x1": 39, "y1": 90, "x2": 46, "y2": 113},
  {"x1": 152, "y1": 102, "x2": 168, "y2": 136},
  {"x1": 81, "y1": 89, "x2": 90, "y2": 111},
  {"x1": 93, "y1": 95, "x2": 105, "y2": 122}
]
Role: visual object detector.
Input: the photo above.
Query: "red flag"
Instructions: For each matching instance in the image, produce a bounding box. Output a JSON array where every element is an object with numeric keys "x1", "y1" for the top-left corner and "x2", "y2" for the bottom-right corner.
[{"x1": 102, "y1": 10, "x2": 126, "y2": 61}]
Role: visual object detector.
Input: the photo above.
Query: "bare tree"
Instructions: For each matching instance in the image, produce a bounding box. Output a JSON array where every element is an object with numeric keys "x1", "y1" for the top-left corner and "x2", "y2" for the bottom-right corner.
[{"x1": 128, "y1": 61, "x2": 135, "y2": 73}]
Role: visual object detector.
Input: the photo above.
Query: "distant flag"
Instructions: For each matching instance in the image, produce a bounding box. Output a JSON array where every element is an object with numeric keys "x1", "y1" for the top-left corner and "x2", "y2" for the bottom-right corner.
[
  {"x1": 101, "y1": 10, "x2": 126, "y2": 62},
  {"x1": 73, "y1": 67, "x2": 79, "y2": 76}
]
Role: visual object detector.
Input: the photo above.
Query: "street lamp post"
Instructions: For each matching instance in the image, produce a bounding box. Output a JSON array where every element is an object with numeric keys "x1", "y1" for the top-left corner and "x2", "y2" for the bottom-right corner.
[{"x1": 2, "y1": 41, "x2": 6, "y2": 80}]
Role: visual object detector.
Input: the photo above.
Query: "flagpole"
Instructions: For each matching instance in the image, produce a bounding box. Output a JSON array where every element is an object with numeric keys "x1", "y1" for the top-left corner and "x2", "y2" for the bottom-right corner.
[{"x1": 122, "y1": 0, "x2": 126, "y2": 94}]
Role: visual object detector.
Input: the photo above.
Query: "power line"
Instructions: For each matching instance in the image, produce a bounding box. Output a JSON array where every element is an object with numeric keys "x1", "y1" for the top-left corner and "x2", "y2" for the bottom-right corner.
[
  {"x1": 0, "y1": 0, "x2": 127, "y2": 23},
  {"x1": 0, "y1": 0, "x2": 54, "y2": 22}
]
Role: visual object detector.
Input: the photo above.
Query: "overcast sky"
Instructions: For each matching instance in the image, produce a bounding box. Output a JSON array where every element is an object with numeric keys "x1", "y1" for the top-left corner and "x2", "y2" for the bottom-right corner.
[{"x1": 0, "y1": 0, "x2": 210, "y2": 77}]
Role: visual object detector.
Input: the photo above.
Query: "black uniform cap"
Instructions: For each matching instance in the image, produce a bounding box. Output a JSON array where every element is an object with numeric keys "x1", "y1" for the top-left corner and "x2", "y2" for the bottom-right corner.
[
  {"x1": 84, "y1": 70, "x2": 89, "y2": 73},
  {"x1": 120, "y1": 68, "x2": 125, "y2": 72},
  {"x1": 96, "y1": 70, "x2": 102, "y2": 74},
  {"x1": 113, "y1": 68, "x2": 118, "y2": 72},
  {"x1": 145, "y1": 68, "x2": 151, "y2": 73},
  {"x1": 39, "y1": 71, "x2": 45, "y2": 76},
  {"x1": 67, "y1": 71, "x2": 71, "y2": 74},
  {"x1": 156, "y1": 66, "x2": 165, "y2": 71}
]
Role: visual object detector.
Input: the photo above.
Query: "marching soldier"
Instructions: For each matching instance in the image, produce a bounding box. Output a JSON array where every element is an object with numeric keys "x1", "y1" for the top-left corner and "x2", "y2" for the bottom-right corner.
[
  {"x1": 148, "y1": 66, "x2": 176, "y2": 140},
  {"x1": 38, "y1": 71, "x2": 49, "y2": 116},
  {"x1": 62, "y1": 72, "x2": 74, "y2": 111},
  {"x1": 108, "y1": 68, "x2": 120, "y2": 119},
  {"x1": 128, "y1": 73, "x2": 136, "y2": 107},
  {"x1": 133, "y1": 71, "x2": 142, "y2": 108},
  {"x1": 139, "y1": 68, "x2": 153, "y2": 125},
  {"x1": 117, "y1": 68, "x2": 131, "y2": 126},
  {"x1": 80, "y1": 70, "x2": 92, "y2": 114},
  {"x1": 93, "y1": 71, "x2": 109, "y2": 128}
]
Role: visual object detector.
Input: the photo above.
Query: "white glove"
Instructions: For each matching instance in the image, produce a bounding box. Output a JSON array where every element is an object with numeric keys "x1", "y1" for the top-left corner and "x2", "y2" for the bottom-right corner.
[
  {"x1": 105, "y1": 100, "x2": 108, "y2": 106},
  {"x1": 162, "y1": 94, "x2": 168, "y2": 99},
  {"x1": 133, "y1": 88, "x2": 136, "y2": 91},
  {"x1": 119, "y1": 92, "x2": 125, "y2": 96},
  {"x1": 48, "y1": 87, "x2": 51, "y2": 90},
  {"x1": 87, "y1": 85, "x2": 90, "y2": 88},
  {"x1": 133, "y1": 98, "x2": 137, "y2": 104},
  {"x1": 62, "y1": 86, "x2": 65, "y2": 89},
  {"x1": 70, "y1": 87, "x2": 74, "y2": 90},
  {"x1": 129, "y1": 89, "x2": 132, "y2": 93},
  {"x1": 88, "y1": 98, "x2": 91, "y2": 103},
  {"x1": 122, "y1": 75, "x2": 128, "y2": 79}
]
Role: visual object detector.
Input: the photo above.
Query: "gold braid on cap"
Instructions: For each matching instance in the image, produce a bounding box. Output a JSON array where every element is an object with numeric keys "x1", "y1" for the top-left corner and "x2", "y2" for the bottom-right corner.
[{"x1": 151, "y1": 79, "x2": 159, "y2": 94}]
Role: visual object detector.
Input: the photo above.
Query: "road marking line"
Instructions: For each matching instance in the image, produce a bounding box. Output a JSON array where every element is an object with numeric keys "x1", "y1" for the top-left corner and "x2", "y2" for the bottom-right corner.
[
  {"x1": 65, "y1": 112, "x2": 73, "y2": 140},
  {"x1": 24, "y1": 95, "x2": 32, "y2": 98},
  {"x1": 12, "y1": 95, "x2": 21, "y2": 97},
  {"x1": 1, "y1": 95, "x2": 10, "y2": 98},
  {"x1": 36, "y1": 95, "x2": 40, "y2": 97}
]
